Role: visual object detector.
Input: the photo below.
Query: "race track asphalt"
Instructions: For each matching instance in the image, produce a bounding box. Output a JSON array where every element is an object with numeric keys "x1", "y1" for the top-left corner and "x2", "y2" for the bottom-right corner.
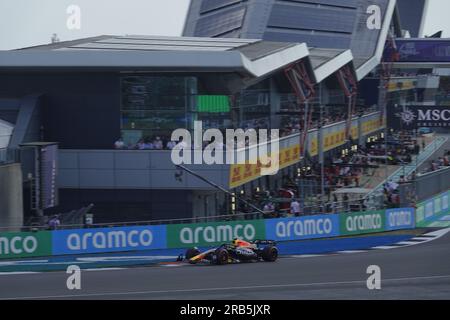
[{"x1": 1, "y1": 230, "x2": 449, "y2": 300}]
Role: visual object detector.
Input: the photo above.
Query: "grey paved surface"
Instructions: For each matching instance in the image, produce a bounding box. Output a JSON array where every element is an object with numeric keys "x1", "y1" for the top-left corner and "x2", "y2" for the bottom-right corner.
[{"x1": 0, "y1": 230, "x2": 449, "y2": 300}]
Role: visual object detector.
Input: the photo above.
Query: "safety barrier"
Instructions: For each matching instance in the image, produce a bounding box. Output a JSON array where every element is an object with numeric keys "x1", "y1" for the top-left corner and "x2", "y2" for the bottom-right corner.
[
  {"x1": 364, "y1": 136, "x2": 449, "y2": 202},
  {"x1": 0, "y1": 207, "x2": 416, "y2": 260},
  {"x1": 416, "y1": 189, "x2": 450, "y2": 228}
]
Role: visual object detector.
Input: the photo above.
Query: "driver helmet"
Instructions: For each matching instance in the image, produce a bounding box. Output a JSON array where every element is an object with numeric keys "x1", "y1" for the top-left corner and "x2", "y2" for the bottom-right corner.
[
  {"x1": 232, "y1": 238, "x2": 243, "y2": 246},
  {"x1": 232, "y1": 238, "x2": 250, "y2": 247}
]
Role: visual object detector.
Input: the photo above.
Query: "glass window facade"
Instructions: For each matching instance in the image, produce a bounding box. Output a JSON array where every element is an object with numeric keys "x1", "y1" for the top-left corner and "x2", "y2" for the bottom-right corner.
[
  {"x1": 120, "y1": 75, "x2": 273, "y2": 148},
  {"x1": 120, "y1": 76, "x2": 197, "y2": 147}
]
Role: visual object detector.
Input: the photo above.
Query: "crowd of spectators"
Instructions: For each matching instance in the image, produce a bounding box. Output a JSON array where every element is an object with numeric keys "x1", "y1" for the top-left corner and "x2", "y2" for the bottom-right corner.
[
  {"x1": 237, "y1": 130, "x2": 430, "y2": 216},
  {"x1": 233, "y1": 147, "x2": 376, "y2": 218},
  {"x1": 115, "y1": 105, "x2": 382, "y2": 150},
  {"x1": 115, "y1": 136, "x2": 178, "y2": 150},
  {"x1": 422, "y1": 151, "x2": 450, "y2": 174}
]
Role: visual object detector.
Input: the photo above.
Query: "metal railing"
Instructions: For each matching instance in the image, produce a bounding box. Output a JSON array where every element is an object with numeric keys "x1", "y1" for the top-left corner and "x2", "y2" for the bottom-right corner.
[
  {"x1": 0, "y1": 198, "x2": 384, "y2": 233},
  {"x1": 364, "y1": 136, "x2": 449, "y2": 204},
  {"x1": 413, "y1": 166, "x2": 450, "y2": 203},
  {"x1": 0, "y1": 212, "x2": 264, "y2": 232}
]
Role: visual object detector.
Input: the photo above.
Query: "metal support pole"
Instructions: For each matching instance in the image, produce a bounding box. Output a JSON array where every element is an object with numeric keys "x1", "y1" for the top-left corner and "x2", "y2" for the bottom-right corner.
[
  {"x1": 302, "y1": 100, "x2": 309, "y2": 157},
  {"x1": 384, "y1": 101, "x2": 389, "y2": 189},
  {"x1": 319, "y1": 84, "x2": 325, "y2": 208},
  {"x1": 176, "y1": 164, "x2": 266, "y2": 216},
  {"x1": 347, "y1": 95, "x2": 353, "y2": 141}
]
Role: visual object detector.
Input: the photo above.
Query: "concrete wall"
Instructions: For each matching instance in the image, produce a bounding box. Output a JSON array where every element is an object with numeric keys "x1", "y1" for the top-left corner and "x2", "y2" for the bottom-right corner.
[
  {"x1": 0, "y1": 163, "x2": 23, "y2": 229},
  {"x1": 0, "y1": 72, "x2": 121, "y2": 149},
  {"x1": 59, "y1": 150, "x2": 230, "y2": 190},
  {"x1": 415, "y1": 168, "x2": 450, "y2": 202}
]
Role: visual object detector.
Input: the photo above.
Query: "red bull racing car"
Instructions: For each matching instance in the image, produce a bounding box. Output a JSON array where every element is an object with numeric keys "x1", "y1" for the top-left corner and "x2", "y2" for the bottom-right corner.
[{"x1": 177, "y1": 239, "x2": 278, "y2": 265}]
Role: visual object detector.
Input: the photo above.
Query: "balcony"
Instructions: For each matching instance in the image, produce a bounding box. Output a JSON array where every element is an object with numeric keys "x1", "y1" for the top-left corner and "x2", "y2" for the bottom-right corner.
[{"x1": 59, "y1": 111, "x2": 385, "y2": 191}]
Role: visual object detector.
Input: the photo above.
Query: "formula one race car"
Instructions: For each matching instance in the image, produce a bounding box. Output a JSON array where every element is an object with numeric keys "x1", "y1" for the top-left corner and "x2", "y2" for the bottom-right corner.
[{"x1": 177, "y1": 239, "x2": 278, "y2": 265}]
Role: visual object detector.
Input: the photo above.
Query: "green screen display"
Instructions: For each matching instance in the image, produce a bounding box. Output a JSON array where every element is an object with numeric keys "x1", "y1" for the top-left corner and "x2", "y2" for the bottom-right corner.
[{"x1": 197, "y1": 95, "x2": 230, "y2": 113}]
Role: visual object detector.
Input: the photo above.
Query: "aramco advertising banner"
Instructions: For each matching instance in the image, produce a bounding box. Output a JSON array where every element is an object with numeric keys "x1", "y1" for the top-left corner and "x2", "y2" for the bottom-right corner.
[
  {"x1": 387, "y1": 105, "x2": 450, "y2": 130},
  {"x1": 265, "y1": 214, "x2": 340, "y2": 241},
  {"x1": 0, "y1": 207, "x2": 422, "y2": 259},
  {"x1": 0, "y1": 231, "x2": 52, "y2": 259},
  {"x1": 385, "y1": 208, "x2": 416, "y2": 231},
  {"x1": 52, "y1": 225, "x2": 167, "y2": 255},
  {"x1": 166, "y1": 220, "x2": 266, "y2": 248},
  {"x1": 416, "y1": 190, "x2": 450, "y2": 227},
  {"x1": 339, "y1": 211, "x2": 386, "y2": 236}
]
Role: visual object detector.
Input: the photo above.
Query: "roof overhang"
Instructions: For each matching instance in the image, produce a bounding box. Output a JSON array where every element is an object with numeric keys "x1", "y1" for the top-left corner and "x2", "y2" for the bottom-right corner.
[
  {"x1": 0, "y1": 119, "x2": 14, "y2": 130},
  {"x1": 0, "y1": 50, "x2": 248, "y2": 73},
  {"x1": 0, "y1": 43, "x2": 314, "y2": 96},
  {"x1": 311, "y1": 49, "x2": 354, "y2": 83},
  {"x1": 241, "y1": 43, "x2": 309, "y2": 79},
  {"x1": 0, "y1": 37, "x2": 310, "y2": 84}
]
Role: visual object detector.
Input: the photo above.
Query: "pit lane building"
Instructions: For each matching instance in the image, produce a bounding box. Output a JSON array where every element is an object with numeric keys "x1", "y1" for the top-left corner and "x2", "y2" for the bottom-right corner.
[{"x1": 0, "y1": 0, "x2": 440, "y2": 225}]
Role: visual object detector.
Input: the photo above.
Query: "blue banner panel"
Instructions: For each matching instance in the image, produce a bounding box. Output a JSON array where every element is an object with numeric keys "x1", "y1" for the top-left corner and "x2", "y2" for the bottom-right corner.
[
  {"x1": 52, "y1": 226, "x2": 167, "y2": 255},
  {"x1": 395, "y1": 39, "x2": 450, "y2": 62},
  {"x1": 265, "y1": 214, "x2": 340, "y2": 241},
  {"x1": 385, "y1": 208, "x2": 415, "y2": 231},
  {"x1": 39, "y1": 144, "x2": 58, "y2": 209}
]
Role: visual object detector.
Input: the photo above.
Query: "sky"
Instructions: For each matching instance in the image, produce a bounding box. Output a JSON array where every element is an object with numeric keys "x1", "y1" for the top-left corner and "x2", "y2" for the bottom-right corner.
[
  {"x1": 420, "y1": 0, "x2": 450, "y2": 37},
  {"x1": 0, "y1": 0, "x2": 191, "y2": 50},
  {"x1": 0, "y1": 0, "x2": 449, "y2": 50}
]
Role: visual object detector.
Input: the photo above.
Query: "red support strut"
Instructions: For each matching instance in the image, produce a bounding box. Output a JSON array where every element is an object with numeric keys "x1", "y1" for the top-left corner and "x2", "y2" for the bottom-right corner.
[
  {"x1": 336, "y1": 65, "x2": 358, "y2": 141},
  {"x1": 284, "y1": 61, "x2": 316, "y2": 157}
]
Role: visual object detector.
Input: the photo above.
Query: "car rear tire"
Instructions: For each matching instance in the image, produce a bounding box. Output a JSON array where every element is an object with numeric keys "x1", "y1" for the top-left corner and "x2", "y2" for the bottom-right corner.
[
  {"x1": 185, "y1": 248, "x2": 201, "y2": 260},
  {"x1": 214, "y1": 248, "x2": 229, "y2": 265},
  {"x1": 262, "y1": 246, "x2": 278, "y2": 262}
]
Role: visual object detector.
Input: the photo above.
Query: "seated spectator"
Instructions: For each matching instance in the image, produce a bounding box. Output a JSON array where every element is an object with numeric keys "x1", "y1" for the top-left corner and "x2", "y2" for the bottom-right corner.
[
  {"x1": 114, "y1": 138, "x2": 125, "y2": 149},
  {"x1": 166, "y1": 140, "x2": 177, "y2": 150},
  {"x1": 153, "y1": 137, "x2": 163, "y2": 150},
  {"x1": 137, "y1": 139, "x2": 146, "y2": 150},
  {"x1": 48, "y1": 215, "x2": 61, "y2": 230},
  {"x1": 290, "y1": 200, "x2": 301, "y2": 217},
  {"x1": 263, "y1": 202, "x2": 275, "y2": 217},
  {"x1": 143, "y1": 140, "x2": 154, "y2": 150}
]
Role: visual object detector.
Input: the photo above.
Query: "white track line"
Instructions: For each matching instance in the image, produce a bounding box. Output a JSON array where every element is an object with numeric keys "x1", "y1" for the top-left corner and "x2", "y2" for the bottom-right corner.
[
  {"x1": 395, "y1": 241, "x2": 424, "y2": 245},
  {"x1": 287, "y1": 254, "x2": 330, "y2": 258},
  {"x1": 2, "y1": 229, "x2": 449, "y2": 274},
  {"x1": 77, "y1": 256, "x2": 177, "y2": 262},
  {"x1": 336, "y1": 250, "x2": 368, "y2": 254},
  {"x1": 3, "y1": 275, "x2": 450, "y2": 300},
  {"x1": 0, "y1": 272, "x2": 39, "y2": 276},
  {"x1": 371, "y1": 246, "x2": 396, "y2": 250},
  {"x1": 372, "y1": 228, "x2": 450, "y2": 251},
  {"x1": 84, "y1": 268, "x2": 124, "y2": 272}
]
